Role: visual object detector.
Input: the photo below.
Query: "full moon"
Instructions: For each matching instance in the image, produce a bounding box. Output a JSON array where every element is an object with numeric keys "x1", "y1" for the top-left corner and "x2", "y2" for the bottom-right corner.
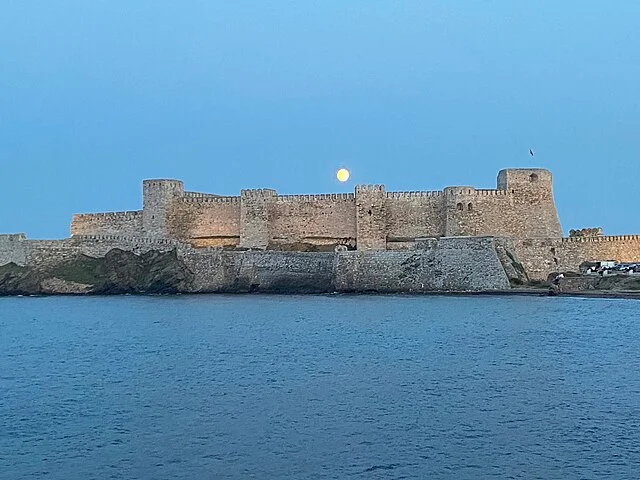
[{"x1": 336, "y1": 168, "x2": 350, "y2": 182}]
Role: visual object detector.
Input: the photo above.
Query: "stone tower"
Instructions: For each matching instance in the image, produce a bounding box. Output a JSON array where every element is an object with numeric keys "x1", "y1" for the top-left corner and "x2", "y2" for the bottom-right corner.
[
  {"x1": 239, "y1": 189, "x2": 277, "y2": 249},
  {"x1": 444, "y1": 186, "x2": 478, "y2": 236},
  {"x1": 142, "y1": 179, "x2": 184, "y2": 238},
  {"x1": 497, "y1": 168, "x2": 562, "y2": 238},
  {"x1": 355, "y1": 185, "x2": 386, "y2": 250}
]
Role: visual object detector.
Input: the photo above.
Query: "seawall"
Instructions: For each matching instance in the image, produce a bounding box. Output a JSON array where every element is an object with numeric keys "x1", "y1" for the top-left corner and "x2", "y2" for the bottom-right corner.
[
  {"x1": 0, "y1": 235, "x2": 511, "y2": 294},
  {"x1": 517, "y1": 236, "x2": 640, "y2": 281},
  {"x1": 334, "y1": 237, "x2": 510, "y2": 292}
]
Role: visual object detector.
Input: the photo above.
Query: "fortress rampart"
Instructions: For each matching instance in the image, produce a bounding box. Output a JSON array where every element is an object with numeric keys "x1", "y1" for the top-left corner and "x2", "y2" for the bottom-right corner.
[
  {"x1": 0, "y1": 234, "x2": 512, "y2": 292},
  {"x1": 516, "y1": 236, "x2": 640, "y2": 281},
  {"x1": 0, "y1": 234, "x2": 181, "y2": 269},
  {"x1": 69, "y1": 168, "x2": 563, "y2": 252},
  {"x1": 70, "y1": 211, "x2": 143, "y2": 236}
]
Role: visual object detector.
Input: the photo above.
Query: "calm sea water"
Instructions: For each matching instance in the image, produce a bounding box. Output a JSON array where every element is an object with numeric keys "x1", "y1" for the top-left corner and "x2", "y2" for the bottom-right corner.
[{"x1": 1, "y1": 295, "x2": 640, "y2": 479}]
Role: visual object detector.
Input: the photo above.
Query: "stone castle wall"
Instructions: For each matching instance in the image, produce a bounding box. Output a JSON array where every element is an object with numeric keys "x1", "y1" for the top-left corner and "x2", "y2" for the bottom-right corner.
[
  {"x1": 0, "y1": 234, "x2": 179, "y2": 269},
  {"x1": 71, "y1": 211, "x2": 143, "y2": 237},
  {"x1": 167, "y1": 196, "x2": 241, "y2": 248},
  {"x1": 517, "y1": 236, "x2": 640, "y2": 280},
  {"x1": 355, "y1": 185, "x2": 387, "y2": 250},
  {"x1": 0, "y1": 234, "x2": 27, "y2": 267},
  {"x1": 239, "y1": 189, "x2": 277, "y2": 250},
  {"x1": 68, "y1": 168, "x2": 562, "y2": 252},
  {"x1": 143, "y1": 179, "x2": 185, "y2": 238},
  {"x1": 4, "y1": 232, "x2": 640, "y2": 290},
  {"x1": 385, "y1": 191, "x2": 446, "y2": 244},
  {"x1": 270, "y1": 194, "x2": 357, "y2": 249},
  {"x1": 334, "y1": 236, "x2": 510, "y2": 292},
  {"x1": 0, "y1": 234, "x2": 512, "y2": 292}
]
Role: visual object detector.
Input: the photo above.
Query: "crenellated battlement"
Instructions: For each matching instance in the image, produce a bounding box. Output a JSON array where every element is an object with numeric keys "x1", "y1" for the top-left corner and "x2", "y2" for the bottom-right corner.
[
  {"x1": 183, "y1": 191, "x2": 221, "y2": 198},
  {"x1": 72, "y1": 234, "x2": 182, "y2": 245},
  {"x1": 73, "y1": 210, "x2": 142, "y2": 219},
  {"x1": 143, "y1": 179, "x2": 184, "y2": 190},
  {"x1": 181, "y1": 196, "x2": 240, "y2": 204},
  {"x1": 387, "y1": 190, "x2": 442, "y2": 198},
  {"x1": 276, "y1": 193, "x2": 355, "y2": 202},
  {"x1": 561, "y1": 235, "x2": 640, "y2": 243},
  {"x1": 474, "y1": 189, "x2": 509, "y2": 196},
  {"x1": 240, "y1": 188, "x2": 277, "y2": 198},
  {"x1": 71, "y1": 210, "x2": 144, "y2": 237},
  {"x1": 355, "y1": 184, "x2": 385, "y2": 193},
  {"x1": 444, "y1": 186, "x2": 476, "y2": 195},
  {"x1": 385, "y1": 189, "x2": 508, "y2": 198},
  {"x1": 0, "y1": 233, "x2": 27, "y2": 241}
]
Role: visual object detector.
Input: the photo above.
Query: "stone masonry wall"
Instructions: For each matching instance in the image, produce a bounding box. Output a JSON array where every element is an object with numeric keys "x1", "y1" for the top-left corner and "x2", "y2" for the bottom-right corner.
[
  {"x1": 270, "y1": 195, "x2": 356, "y2": 249},
  {"x1": 442, "y1": 169, "x2": 562, "y2": 240},
  {"x1": 495, "y1": 169, "x2": 562, "y2": 239},
  {"x1": 167, "y1": 196, "x2": 241, "y2": 247},
  {"x1": 239, "y1": 189, "x2": 277, "y2": 249},
  {"x1": 384, "y1": 192, "x2": 445, "y2": 243},
  {"x1": 356, "y1": 185, "x2": 387, "y2": 250},
  {"x1": 163, "y1": 236, "x2": 511, "y2": 292},
  {"x1": 516, "y1": 236, "x2": 640, "y2": 280},
  {"x1": 0, "y1": 235, "x2": 180, "y2": 269},
  {"x1": 180, "y1": 250, "x2": 335, "y2": 293},
  {"x1": 4, "y1": 235, "x2": 512, "y2": 293},
  {"x1": 334, "y1": 236, "x2": 510, "y2": 292},
  {"x1": 445, "y1": 191, "x2": 520, "y2": 238},
  {"x1": 10, "y1": 233, "x2": 639, "y2": 288},
  {"x1": 0, "y1": 234, "x2": 27, "y2": 266},
  {"x1": 71, "y1": 211, "x2": 143, "y2": 237},
  {"x1": 142, "y1": 179, "x2": 184, "y2": 239}
]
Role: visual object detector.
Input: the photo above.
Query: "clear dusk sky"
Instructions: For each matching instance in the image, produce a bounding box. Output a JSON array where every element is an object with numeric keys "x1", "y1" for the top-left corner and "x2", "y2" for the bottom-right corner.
[{"x1": 1, "y1": 1, "x2": 638, "y2": 239}]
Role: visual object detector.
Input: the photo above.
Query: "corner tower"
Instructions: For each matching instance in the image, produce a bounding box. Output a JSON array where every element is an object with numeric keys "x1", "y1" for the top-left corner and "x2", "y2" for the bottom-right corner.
[{"x1": 497, "y1": 168, "x2": 562, "y2": 238}]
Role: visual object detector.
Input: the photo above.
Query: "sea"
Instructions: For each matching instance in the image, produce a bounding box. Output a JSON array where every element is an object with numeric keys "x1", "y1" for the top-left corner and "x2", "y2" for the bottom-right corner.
[{"x1": 1, "y1": 294, "x2": 639, "y2": 479}]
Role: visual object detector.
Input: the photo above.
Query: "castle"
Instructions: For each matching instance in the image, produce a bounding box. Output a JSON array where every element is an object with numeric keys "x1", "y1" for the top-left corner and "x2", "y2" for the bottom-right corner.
[
  {"x1": 2, "y1": 168, "x2": 640, "y2": 290},
  {"x1": 67, "y1": 167, "x2": 640, "y2": 281},
  {"x1": 71, "y1": 169, "x2": 562, "y2": 251}
]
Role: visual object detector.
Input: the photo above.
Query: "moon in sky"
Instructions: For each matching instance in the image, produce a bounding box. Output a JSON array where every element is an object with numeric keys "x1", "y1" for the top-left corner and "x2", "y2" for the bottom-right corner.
[{"x1": 336, "y1": 168, "x2": 350, "y2": 182}]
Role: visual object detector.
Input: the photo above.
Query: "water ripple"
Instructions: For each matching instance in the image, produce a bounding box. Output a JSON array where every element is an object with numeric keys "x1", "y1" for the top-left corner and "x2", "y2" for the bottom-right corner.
[{"x1": 1, "y1": 295, "x2": 640, "y2": 479}]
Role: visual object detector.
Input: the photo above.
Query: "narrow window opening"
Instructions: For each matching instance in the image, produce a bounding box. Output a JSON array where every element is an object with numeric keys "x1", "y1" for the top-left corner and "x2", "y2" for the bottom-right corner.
[
  {"x1": 368, "y1": 209, "x2": 372, "y2": 216},
  {"x1": 467, "y1": 203, "x2": 473, "y2": 212},
  {"x1": 456, "y1": 202, "x2": 463, "y2": 211}
]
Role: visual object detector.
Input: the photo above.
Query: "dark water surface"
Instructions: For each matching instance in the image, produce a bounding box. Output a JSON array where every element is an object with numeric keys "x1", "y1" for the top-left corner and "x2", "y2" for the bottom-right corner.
[{"x1": 1, "y1": 295, "x2": 640, "y2": 479}]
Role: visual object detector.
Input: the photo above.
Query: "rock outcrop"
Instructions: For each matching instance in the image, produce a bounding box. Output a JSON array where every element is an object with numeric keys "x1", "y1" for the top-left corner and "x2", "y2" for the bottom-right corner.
[{"x1": 0, "y1": 249, "x2": 193, "y2": 295}]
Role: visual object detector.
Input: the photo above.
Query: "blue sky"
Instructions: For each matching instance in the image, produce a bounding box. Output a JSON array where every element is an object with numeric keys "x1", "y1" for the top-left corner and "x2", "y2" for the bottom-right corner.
[{"x1": 1, "y1": 1, "x2": 638, "y2": 239}]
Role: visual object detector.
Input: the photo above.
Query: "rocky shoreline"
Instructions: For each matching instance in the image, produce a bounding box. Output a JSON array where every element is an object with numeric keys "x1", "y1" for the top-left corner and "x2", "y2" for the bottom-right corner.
[{"x1": 0, "y1": 249, "x2": 193, "y2": 296}]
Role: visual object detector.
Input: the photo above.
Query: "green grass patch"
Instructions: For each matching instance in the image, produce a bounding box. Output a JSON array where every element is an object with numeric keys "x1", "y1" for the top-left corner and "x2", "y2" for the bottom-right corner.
[
  {"x1": 505, "y1": 250, "x2": 526, "y2": 275},
  {"x1": 50, "y1": 256, "x2": 103, "y2": 285}
]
